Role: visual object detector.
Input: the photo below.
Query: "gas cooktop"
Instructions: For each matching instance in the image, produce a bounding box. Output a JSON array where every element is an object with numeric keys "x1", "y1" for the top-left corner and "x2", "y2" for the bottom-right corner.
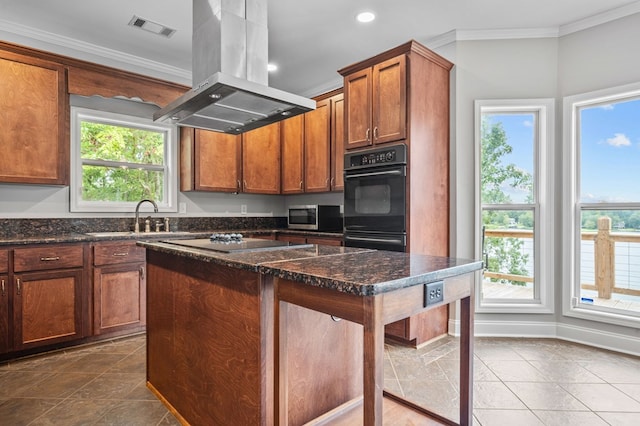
[{"x1": 162, "y1": 237, "x2": 313, "y2": 254}]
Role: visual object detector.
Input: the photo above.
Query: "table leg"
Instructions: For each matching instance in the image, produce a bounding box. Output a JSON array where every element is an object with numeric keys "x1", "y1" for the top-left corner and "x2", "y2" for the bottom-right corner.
[{"x1": 363, "y1": 296, "x2": 384, "y2": 425}]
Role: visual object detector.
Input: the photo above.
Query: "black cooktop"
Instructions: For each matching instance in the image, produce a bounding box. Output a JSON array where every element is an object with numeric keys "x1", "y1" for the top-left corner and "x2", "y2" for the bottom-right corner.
[{"x1": 162, "y1": 238, "x2": 313, "y2": 253}]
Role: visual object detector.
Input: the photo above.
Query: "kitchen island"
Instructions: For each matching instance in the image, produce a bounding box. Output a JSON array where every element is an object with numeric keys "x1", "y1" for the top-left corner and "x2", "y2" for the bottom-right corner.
[{"x1": 139, "y1": 239, "x2": 481, "y2": 425}]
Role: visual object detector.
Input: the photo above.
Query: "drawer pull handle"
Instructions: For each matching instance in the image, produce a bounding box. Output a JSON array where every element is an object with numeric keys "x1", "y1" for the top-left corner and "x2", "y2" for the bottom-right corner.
[
  {"x1": 113, "y1": 252, "x2": 129, "y2": 257},
  {"x1": 40, "y1": 256, "x2": 60, "y2": 262},
  {"x1": 140, "y1": 266, "x2": 145, "y2": 280},
  {"x1": 16, "y1": 278, "x2": 21, "y2": 296},
  {"x1": 1, "y1": 279, "x2": 5, "y2": 296}
]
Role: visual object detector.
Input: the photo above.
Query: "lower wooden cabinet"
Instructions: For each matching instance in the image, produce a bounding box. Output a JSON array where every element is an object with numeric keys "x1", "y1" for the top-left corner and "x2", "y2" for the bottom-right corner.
[
  {"x1": 0, "y1": 250, "x2": 7, "y2": 353},
  {"x1": 277, "y1": 233, "x2": 343, "y2": 246},
  {"x1": 11, "y1": 244, "x2": 85, "y2": 351},
  {"x1": 92, "y1": 241, "x2": 146, "y2": 335}
]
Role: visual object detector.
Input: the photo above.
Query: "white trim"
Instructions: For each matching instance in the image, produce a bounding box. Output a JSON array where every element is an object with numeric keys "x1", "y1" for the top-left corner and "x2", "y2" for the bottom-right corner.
[
  {"x1": 559, "y1": 1, "x2": 640, "y2": 37},
  {"x1": 0, "y1": 18, "x2": 191, "y2": 84},
  {"x1": 449, "y1": 319, "x2": 640, "y2": 357},
  {"x1": 70, "y1": 106, "x2": 178, "y2": 213},
  {"x1": 474, "y1": 99, "x2": 555, "y2": 314},
  {"x1": 562, "y1": 82, "x2": 640, "y2": 329}
]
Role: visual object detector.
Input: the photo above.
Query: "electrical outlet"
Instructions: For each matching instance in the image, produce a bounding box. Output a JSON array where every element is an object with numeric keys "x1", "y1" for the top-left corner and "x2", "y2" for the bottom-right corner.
[
  {"x1": 241, "y1": 204, "x2": 247, "y2": 215},
  {"x1": 179, "y1": 202, "x2": 187, "y2": 214},
  {"x1": 424, "y1": 281, "x2": 444, "y2": 306}
]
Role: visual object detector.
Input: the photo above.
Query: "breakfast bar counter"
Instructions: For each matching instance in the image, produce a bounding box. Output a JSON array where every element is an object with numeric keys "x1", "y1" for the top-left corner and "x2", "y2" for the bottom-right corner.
[{"x1": 139, "y1": 239, "x2": 481, "y2": 425}]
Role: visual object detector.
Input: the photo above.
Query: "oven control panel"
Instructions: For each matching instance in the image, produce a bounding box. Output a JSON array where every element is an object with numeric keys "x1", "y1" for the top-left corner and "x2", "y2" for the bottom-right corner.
[{"x1": 345, "y1": 144, "x2": 407, "y2": 168}]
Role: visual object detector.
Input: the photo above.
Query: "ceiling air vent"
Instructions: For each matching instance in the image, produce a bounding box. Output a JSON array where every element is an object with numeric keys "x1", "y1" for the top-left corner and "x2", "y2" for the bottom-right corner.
[{"x1": 128, "y1": 15, "x2": 176, "y2": 38}]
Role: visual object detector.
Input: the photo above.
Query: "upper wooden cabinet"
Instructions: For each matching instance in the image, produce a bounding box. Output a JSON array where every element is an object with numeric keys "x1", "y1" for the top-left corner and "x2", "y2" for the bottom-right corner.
[
  {"x1": 281, "y1": 115, "x2": 305, "y2": 194},
  {"x1": 341, "y1": 54, "x2": 407, "y2": 149},
  {"x1": 181, "y1": 128, "x2": 242, "y2": 192},
  {"x1": 242, "y1": 123, "x2": 281, "y2": 194},
  {"x1": 0, "y1": 250, "x2": 8, "y2": 354},
  {"x1": 330, "y1": 93, "x2": 345, "y2": 191},
  {"x1": 0, "y1": 50, "x2": 68, "y2": 185},
  {"x1": 181, "y1": 123, "x2": 280, "y2": 194},
  {"x1": 304, "y1": 98, "x2": 331, "y2": 192}
]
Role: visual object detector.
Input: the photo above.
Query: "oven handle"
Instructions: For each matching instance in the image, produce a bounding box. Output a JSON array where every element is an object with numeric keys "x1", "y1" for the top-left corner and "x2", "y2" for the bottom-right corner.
[
  {"x1": 344, "y1": 169, "x2": 404, "y2": 179},
  {"x1": 344, "y1": 235, "x2": 405, "y2": 245}
]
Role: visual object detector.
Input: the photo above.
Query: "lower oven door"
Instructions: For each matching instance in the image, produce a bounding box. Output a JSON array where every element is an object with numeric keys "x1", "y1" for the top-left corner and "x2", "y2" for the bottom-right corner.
[
  {"x1": 343, "y1": 164, "x2": 406, "y2": 233},
  {"x1": 344, "y1": 232, "x2": 406, "y2": 252}
]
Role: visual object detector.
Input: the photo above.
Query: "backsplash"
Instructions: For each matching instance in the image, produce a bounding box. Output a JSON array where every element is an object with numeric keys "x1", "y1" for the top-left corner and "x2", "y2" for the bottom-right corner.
[{"x1": 0, "y1": 217, "x2": 287, "y2": 239}]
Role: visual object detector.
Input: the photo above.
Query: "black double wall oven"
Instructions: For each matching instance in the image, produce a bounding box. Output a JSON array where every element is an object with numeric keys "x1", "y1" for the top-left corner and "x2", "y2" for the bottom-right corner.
[{"x1": 343, "y1": 144, "x2": 407, "y2": 252}]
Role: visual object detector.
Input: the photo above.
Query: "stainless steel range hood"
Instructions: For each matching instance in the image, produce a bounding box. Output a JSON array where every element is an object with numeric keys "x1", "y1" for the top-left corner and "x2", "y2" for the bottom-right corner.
[{"x1": 153, "y1": 0, "x2": 315, "y2": 134}]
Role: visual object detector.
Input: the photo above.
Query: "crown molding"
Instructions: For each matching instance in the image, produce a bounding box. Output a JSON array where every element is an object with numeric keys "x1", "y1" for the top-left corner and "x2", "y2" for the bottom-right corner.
[
  {"x1": 559, "y1": 0, "x2": 640, "y2": 36},
  {"x1": 0, "y1": 18, "x2": 191, "y2": 84}
]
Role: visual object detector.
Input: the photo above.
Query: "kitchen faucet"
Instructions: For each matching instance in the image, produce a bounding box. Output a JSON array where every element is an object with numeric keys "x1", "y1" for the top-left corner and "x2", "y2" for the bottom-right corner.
[{"x1": 134, "y1": 199, "x2": 158, "y2": 233}]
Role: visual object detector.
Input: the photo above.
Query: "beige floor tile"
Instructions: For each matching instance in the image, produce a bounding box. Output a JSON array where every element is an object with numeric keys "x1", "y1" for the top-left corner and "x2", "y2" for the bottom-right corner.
[
  {"x1": 528, "y1": 360, "x2": 606, "y2": 383},
  {"x1": 613, "y1": 383, "x2": 640, "y2": 402},
  {"x1": 505, "y1": 382, "x2": 589, "y2": 411},
  {"x1": 483, "y1": 359, "x2": 550, "y2": 382},
  {"x1": 531, "y1": 410, "x2": 609, "y2": 426},
  {"x1": 473, "y1": 382, "x2": 527, "y2": 409},
  {"x1": 596, "y1": 411, "x2": 640, "y2": 426},
  {"x1": 561, "y1": 383, "x2": 640, "y2": 412},
  {"x1": 474, "y1": 409, "x2": 544, "y2": 425},
  {"x1": 0, "y1": 398, "x2": 60, "y2": 426}
]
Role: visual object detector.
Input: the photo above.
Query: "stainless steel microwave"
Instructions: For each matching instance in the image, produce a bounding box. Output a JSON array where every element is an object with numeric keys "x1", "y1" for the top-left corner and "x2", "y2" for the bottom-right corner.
[{"x1": 287, "y1": 205, "x2": 343, "y2": 231}]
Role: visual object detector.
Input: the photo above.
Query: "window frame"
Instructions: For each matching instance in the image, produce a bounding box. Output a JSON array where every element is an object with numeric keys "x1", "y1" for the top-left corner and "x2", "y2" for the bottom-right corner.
[
  {"x1": 70, "y1": 105, "x2": 178, "y2": 213},
  {"x1": 475, "y1": 99, "x2": 555, "y2": 314},
  {"x1": 562, "y1": 82, "x2": 640, "y2": 328}
]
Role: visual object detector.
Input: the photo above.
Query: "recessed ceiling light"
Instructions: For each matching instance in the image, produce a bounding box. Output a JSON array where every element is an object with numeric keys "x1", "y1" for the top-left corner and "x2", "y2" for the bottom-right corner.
[
  {"x1": 128, "y1": 15, "x2": 176, "y2": 38},
  {"x1": 356, "y1": 11, "x2": 376, "y2": 23},
  {"x1": 267, "y1": 63, "x2": 278, "y2": 72}
]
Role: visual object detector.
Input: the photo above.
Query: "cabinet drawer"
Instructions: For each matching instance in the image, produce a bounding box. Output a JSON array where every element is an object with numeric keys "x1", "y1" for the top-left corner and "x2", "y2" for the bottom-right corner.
[
  {"x1": 14, "y1": 245, "x2": 84, "y2": 272},
  {"x1": 0, "y1": 250, "x2": 8, "y2": 273},
  {"x1": 93, "y1": 242, "x2": 146, "y2": 266}
]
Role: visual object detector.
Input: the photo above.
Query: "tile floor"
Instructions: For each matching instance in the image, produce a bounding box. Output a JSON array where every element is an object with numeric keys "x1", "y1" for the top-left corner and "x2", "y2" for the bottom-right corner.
[{"x1": 0, "y1": 334, "x2": 639, "y2": 425}]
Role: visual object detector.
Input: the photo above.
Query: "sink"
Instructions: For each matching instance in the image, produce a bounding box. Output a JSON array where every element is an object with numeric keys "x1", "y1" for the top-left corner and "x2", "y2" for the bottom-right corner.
[{"x1": 86, "y1": 231, "x2": 193, "y2": 238}]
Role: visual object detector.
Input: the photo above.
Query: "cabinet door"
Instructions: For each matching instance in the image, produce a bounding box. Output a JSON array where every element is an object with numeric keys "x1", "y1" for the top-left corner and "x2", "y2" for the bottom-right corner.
[
  {"x1": 242, "y1": 122, "x2": 281, "y2": 194},
  {"x1": 305, "y1": 236, "x2": 343, "y2": 247},
  {"x1": 194, "y1": 129, "x2": 242, "y2": 192},
  {"x1": 276, "y1": 234, "x2": 307, "y2": 244},
  {"x1": 372, "y1": 55, "x2": 406, "y2": 144},
  {"x1": 0, "y1": 274, "x2": 8, "y2": 354},
  {"x1": 93, "y1": 262, "x2": 146, "y2": 335},
  {"x1": 13, "y1": 269, "x2": 83, "y2": 350},
  {"x1": 330, "y1": 93, "x2": 345, "y2": 191},
  {"x1": 0, "y1": 51, "x2": 67, "y2": 185},
  {"x1": 281, "y1": 114, "x2": 305, "y2": 194},
  {"x1": 343, "y1": 67, "x2": 372, "y2": 149},
  {"x1": 304, "y1": 98, "x2": 331, "y2": 192}
]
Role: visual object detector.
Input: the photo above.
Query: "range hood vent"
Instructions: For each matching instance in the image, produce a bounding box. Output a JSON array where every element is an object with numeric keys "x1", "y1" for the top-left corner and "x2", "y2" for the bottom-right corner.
[{"x1": 154, "y1": 0, "x2": 315, "y2": 134}]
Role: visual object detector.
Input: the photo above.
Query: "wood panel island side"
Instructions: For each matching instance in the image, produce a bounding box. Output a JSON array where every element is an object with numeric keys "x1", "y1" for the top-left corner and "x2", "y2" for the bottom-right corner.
[{"x1": 139, "y1": 240, "x2": 482, "y2": 426}]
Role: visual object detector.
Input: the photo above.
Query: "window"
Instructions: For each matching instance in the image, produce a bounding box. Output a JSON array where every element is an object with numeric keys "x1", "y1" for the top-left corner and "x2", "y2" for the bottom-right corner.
[
  {"x1": 475, "y1": 99, "x2": 554, "y2": 313},
  {"x1": 70, "y1": 97, "x2": 177, "y2": 212},
  {"x1": 563, "y1": 83, "x2": 640, "y2": 327}
]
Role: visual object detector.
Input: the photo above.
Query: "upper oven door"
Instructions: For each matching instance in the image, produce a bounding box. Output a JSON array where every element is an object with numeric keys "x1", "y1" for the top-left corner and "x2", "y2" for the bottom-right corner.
[{"x1": 343, "y1": 164, "x2": 406, "y2": 233}]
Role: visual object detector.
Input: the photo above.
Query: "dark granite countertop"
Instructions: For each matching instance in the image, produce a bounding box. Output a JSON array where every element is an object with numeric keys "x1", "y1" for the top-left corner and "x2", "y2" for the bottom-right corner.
[
  {"x1": 0, "y1": 229, "x2": 342, "y2": 247},
  {"x1": 139, "y1": 239, "x2": 482, "y2": 296}
]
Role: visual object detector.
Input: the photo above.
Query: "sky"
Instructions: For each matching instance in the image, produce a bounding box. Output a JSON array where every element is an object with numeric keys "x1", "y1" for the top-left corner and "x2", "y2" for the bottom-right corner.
[
  {"x1": 580, "y1": 97, "x2": 640, "y2": 203},
  {"x1": 484, "y1": 97, "x2": 640, "y2": 205}
]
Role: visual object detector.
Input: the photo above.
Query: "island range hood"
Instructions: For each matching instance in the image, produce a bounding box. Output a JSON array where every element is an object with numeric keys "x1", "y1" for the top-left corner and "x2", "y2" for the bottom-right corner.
[{"x1": 153, "y1": 0, "x2": 315, "y2": 134}]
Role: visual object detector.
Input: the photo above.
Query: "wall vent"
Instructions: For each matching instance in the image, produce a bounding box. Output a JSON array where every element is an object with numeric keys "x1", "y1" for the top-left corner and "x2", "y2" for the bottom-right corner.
[{"x1": 128, "y1": 15, "x2": 176, "y2": 38}]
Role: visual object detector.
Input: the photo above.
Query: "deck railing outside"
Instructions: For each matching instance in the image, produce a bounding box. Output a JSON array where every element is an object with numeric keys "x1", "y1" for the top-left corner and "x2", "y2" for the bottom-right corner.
[{"x1": 484, "y1": 216, "x2": 640, "y2": 300}]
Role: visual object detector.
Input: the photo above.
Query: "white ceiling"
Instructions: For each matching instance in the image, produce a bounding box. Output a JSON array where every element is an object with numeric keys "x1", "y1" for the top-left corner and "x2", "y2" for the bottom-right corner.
[{"x1": 1, "y1": 0, "x2": 640, "y2": 98}]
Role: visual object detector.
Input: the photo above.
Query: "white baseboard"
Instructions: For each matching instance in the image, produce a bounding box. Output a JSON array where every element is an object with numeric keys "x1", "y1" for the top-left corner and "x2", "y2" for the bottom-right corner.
[{"x1": 448, "y1": 319, "x2": 640, "y2": 356}]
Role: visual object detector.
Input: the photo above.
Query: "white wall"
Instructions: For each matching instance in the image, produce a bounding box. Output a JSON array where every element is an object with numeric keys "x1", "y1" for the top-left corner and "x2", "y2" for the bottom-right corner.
[{"x1": 449, "y1": 14, "x2": 640, "y2": 352}]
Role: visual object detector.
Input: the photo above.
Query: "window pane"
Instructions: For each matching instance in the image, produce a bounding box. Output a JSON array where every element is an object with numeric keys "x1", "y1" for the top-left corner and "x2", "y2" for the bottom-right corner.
[
  {"x1": 578, "y1": 209, "x2": 640, "y2": 315},
  {"x1": 481, "y1": 113, "x2": 535, "y2": 204},
  {"x1": 82, "y1": 165, "x2": 164, "y2": 202},
  {"x1": 482, "y1": 209, "x2": 535, "y2": 300},
  {"x1": 579, "y1": 98, "x2": 640, "y2": 203},
  {"x1": 80, "y1": 121, "x2": 164, "y2": 165}
]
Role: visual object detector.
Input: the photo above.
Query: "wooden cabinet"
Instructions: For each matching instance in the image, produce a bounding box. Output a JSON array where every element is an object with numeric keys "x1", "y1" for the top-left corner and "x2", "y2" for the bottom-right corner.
[
  {"x1": 92, "y1": 241, "x2": 146, "y2": 336},
  {"x1": 340, "y1": 40, "x2": 454, "y2": 346},
  {"x1": 0, "y1": 250, "x2": 8, "y2": 353},
  {"x1": 281, "y1": 115, "x2": 305, "y2": 194},
  {"x1": 330, "y1": 93, "x2": 345, "y2": 191},
  {"x1": 277, "y1": 233, "x2": 343, "y2": 246},
  {"x1": 12, "y1": 245, "x2": 85, "y2": 350},
  {"x1": 180, "y1": 123, "x2": 280, "y2": 194},
  {"x1": 242, "y1": 122, "x2": 281, "y2": 194},
  {"x1": 0, "y1": 49, "x2": 68, "y2": 185},
  {"x1": 304, "y1": 98, "x2": 331, "y2": 192},
  {"x1": 341, "y1": 54, "x2": 406, "y2": 149}
]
